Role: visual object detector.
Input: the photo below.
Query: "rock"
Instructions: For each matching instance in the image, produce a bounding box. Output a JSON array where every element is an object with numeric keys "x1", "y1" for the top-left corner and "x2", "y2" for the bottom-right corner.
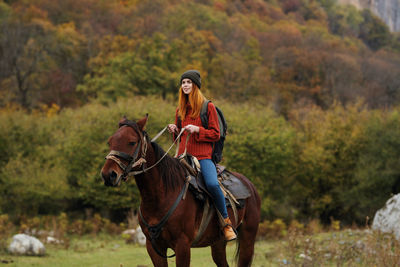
[
  {"x1": 122, "y1": 229, "x2": 136, "y2": 235},
  {"x1": 8, "y1": 234, "x2": 46, "y2": 256},
  {"x1": 337, "y1": 0, "x2": 400, "y2": 32},
  {"x1": 372, "y1": 194, "x2": 400, "y2": 240},
  {"x1": 122, "y1": 227, "x2": 146, "y2": 246},
  {"x1": 299, "y1": 253, "x2": 312, "y2": 261},
  {"x1": 134, "y1": 226, "x2": 146, "y2": 246},
  {"x1": 46, "y1": 236, "x2": 62, "y2": 244}
]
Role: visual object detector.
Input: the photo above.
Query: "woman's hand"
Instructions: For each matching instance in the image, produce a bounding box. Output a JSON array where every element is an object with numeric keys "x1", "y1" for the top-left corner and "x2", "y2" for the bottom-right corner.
[
  {"x1": 167, "y1": 124, "x2": 179, "y2": 134},
  {"x1": 184, "y1": 124, "x2": 200, "y2": 134}
]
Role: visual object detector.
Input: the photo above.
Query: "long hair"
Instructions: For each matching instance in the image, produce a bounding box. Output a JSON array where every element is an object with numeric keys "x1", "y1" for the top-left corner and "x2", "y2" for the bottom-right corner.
[{"x1": 178, "y1": 83, "x2": 205, "y2": 121}]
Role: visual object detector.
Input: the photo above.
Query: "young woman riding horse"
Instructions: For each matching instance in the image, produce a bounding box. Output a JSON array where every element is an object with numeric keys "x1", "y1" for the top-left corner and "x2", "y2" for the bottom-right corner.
[
  {"x1": 167, "y1": 70, "x2": 236, "y2": 242},
  {"x1": 100, "y1": 71, "x2": 261, "y2": 267}
]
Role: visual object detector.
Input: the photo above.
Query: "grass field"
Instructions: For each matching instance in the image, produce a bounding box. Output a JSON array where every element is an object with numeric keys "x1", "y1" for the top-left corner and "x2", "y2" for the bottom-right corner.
[
  {"x1": 0, "y1": 234, "x2": 272, "y2": 267},
  {"x1": 1, "y1": 229, "x2": 400, "y2": 266}
]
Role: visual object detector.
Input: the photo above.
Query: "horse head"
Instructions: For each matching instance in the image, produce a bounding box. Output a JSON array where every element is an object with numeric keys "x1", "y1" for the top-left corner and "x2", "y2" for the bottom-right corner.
[{"x1": 101, "y1": 115, "x2": 148, "y2": 187}]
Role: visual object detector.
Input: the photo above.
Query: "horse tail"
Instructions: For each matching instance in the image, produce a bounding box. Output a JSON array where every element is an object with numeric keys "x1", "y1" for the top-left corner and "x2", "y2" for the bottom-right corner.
[{"x1": 231, "y1": 172, "x2": 261, "y2": 267}]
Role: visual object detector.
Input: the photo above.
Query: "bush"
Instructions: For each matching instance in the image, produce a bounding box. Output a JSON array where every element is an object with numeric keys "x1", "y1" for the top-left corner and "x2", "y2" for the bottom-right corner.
[
  {"x1": 221, "y1": 101, "x2": 296, "y2": 220},
  {"x1": 0, "y1": 214, "x2": 14, "y2": 252},
  {"x1": 257, "y1": 219, "x2": 287, "y2": 240},
  {"x1": 2, "y1": 96, "x2": 400, "y2": 227},
  {"x1": 289, "y1": 102, "x2": 370, "y2": 224}
]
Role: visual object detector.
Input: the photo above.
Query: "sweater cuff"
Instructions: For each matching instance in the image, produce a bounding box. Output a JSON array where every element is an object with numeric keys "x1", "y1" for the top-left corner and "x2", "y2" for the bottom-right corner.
[{"x1": 196, "y1": 127, "x2": 206, "y2": 141}]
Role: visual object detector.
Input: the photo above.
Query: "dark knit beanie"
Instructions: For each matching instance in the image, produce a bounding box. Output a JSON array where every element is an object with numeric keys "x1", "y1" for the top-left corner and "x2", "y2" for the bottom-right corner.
[{"x1": 180, "y1": 70, "x2": 201, "y2": 89}]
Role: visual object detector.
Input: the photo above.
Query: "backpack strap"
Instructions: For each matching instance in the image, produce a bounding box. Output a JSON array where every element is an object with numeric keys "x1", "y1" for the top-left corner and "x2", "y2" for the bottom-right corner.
[
  {"x1": 178, "y1": 100, "x2": 210, "y2": 129},
  {"x1": 200, "y1": 100, "x2": 210, "y2": 129}
]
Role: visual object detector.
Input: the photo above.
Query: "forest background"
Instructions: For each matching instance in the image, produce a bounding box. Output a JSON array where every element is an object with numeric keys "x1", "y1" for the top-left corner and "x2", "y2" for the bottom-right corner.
[{"x1": 1, "y1": 0, "x2": 400, "y2": 228}]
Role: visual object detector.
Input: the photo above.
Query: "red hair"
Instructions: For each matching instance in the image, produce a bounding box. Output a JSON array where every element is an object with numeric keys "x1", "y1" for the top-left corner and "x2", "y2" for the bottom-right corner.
[{"x1": 178, "y1": 83, "x2": 205, "y2": 121}]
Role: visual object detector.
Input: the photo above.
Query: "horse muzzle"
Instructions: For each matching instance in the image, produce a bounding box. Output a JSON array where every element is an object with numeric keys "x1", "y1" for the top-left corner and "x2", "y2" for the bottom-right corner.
[{"x1": 101, "y1": 169, "x2": 123, "y2": 187}]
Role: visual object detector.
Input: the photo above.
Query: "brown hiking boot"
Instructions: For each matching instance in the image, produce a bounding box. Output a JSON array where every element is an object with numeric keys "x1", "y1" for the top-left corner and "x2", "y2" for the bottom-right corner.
[{"x1": 223, "y1": 218, "x2": 237, "y2": 241}]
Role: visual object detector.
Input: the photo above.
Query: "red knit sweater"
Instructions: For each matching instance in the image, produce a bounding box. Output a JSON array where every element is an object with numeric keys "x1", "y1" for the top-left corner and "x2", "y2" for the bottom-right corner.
[{"x1": 174, "y1": 102, "x2": 220, "y2": 160}]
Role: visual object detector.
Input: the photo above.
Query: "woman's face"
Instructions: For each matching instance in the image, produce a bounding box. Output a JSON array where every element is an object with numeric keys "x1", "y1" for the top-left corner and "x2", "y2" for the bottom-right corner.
[{"x1": 181, "y1": 78, "x2": 193, "y2": 95}]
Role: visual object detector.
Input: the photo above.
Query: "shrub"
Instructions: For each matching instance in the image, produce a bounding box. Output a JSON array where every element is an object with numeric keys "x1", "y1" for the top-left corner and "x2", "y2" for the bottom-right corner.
[
  {"x1": 257, "y1": 219, "x2": 287, "y2": 240},
  {"x1": 0, "y1": 214, "x2": 14, "y2": 252},
  {"x1": 305, "y1": 219, "x2": 324, "y2": 234}
]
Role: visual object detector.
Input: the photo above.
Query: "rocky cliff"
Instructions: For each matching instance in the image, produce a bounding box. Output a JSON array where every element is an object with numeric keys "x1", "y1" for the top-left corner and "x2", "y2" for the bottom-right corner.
[{"x1": 338, "y1": 0, "x2": 400, "y2": 31}]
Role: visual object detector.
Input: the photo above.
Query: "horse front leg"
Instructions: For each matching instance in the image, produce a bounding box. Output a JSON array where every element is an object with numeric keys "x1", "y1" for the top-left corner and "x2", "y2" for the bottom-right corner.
[
  {"x1": 174, "y1": 237, "x2": 191, "y2": 267},
  {"x1": 146, "y1": 240, "x2": 168, "y2": 267},
  {"x1": 211, "y1": 239, "x2": 229, "y2": 267}
]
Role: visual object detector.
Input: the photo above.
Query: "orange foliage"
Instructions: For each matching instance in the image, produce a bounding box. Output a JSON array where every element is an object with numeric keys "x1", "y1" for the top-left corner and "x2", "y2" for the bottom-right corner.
[{"x1": 1, "y1": 0, "x2": 399, "y2": 111}]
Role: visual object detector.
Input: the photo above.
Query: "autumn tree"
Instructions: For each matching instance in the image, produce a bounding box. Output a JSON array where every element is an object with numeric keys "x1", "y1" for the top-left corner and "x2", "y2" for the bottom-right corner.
[
  {"x1": 289, "y1": 103, "x2": 369, "y2": 224},
  {"x1": 40, "y1": 22, "x2": 88, "y2": 106},
  {"x1": 0, "y1": 16, "x2": 50, "y2": 108},
  {"x1": 359, "y1": 9, "x2": 391, "y2": 51}
]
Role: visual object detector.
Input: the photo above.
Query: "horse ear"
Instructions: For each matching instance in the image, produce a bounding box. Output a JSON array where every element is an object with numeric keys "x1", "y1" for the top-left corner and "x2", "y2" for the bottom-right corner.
[
  {"x1": 137, "y1": 114, "x2": 148, "y2": 131},
  {"x1": 119, "y1": 116, "x2": 128, "y2": 126}
]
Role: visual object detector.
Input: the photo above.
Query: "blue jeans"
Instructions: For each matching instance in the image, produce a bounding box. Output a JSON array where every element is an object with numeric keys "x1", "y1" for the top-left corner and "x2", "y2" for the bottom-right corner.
[{"x1": 199, "y1": 159, "x2": 228, "y2": 218}]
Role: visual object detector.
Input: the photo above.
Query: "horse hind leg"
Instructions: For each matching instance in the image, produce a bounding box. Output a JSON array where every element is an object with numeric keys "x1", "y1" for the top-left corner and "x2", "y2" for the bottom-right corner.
[{"x1": 211, "y1": 240, "x2": 229, "y2": 267}]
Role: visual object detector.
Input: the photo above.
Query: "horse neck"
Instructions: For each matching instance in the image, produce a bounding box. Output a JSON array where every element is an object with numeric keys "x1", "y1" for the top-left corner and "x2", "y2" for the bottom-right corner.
[{"x1": 134, "y1": 143, "x2": 173, "y2": 212}]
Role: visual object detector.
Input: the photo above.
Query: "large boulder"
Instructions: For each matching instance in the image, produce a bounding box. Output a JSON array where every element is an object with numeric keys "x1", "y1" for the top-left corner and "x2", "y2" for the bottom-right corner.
[
  {"x1": 372, "y1": 194, "x2": 400, "y2": 240},
  {"x1": 8, "y1": 234, "x2": 46, "y2": 256}
]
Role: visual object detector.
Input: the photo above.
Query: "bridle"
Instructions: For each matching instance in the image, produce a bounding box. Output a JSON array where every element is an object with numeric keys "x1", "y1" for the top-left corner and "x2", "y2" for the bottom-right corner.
[
  {"x1": 104, "y1": 121, "x2": 188, "y2": 184},
  {"x1": 104, "y1": 122, "x2": 148, "y2": 184}
]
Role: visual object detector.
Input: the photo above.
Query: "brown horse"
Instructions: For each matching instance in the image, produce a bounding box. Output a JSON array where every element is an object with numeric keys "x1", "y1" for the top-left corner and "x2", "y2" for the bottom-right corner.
[{"x1": 101, "y1": 116, "x2": 261, "y2": 267}]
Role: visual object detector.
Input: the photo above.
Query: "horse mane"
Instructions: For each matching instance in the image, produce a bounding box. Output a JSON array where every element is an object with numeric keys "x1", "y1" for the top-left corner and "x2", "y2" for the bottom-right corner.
[{"x1": 151, "y1": 141, "x2": 186, "y2": 191}]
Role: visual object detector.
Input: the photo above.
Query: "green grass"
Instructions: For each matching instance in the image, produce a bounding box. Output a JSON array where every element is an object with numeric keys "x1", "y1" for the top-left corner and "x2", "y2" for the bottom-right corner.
[
  {"x1": 1, "y1": 229, "x2": 400, "y2": 266},
  {"x1": 0, "y1": 235, "x2": 272, "y2": 267}
]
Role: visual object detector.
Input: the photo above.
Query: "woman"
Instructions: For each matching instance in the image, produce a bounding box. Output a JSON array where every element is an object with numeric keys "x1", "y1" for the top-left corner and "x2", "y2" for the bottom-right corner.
[{"x1": 167, "y1": 70, "x2": 236, "y2": 241}]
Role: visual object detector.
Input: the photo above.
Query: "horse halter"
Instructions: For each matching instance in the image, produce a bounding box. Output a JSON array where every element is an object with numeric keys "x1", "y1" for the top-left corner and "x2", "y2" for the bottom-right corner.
[
  {"x1": 105, "y1": 122, "x2": 148, "y2": 183},
  {"x1": 105, "y1": 121, "x2": 190, "y2": 184}
]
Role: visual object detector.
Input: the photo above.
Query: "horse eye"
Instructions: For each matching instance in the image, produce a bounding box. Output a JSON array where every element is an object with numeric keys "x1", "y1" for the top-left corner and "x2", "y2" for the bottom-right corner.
[{"x1": 129, "y1": 142, "x2": 136, "y2": 146}]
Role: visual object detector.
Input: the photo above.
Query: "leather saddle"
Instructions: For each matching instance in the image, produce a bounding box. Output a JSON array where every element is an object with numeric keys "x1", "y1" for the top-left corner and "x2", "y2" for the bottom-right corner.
[{"x1": 178, "y1": 154, "x2": 251, "y2": 209}]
